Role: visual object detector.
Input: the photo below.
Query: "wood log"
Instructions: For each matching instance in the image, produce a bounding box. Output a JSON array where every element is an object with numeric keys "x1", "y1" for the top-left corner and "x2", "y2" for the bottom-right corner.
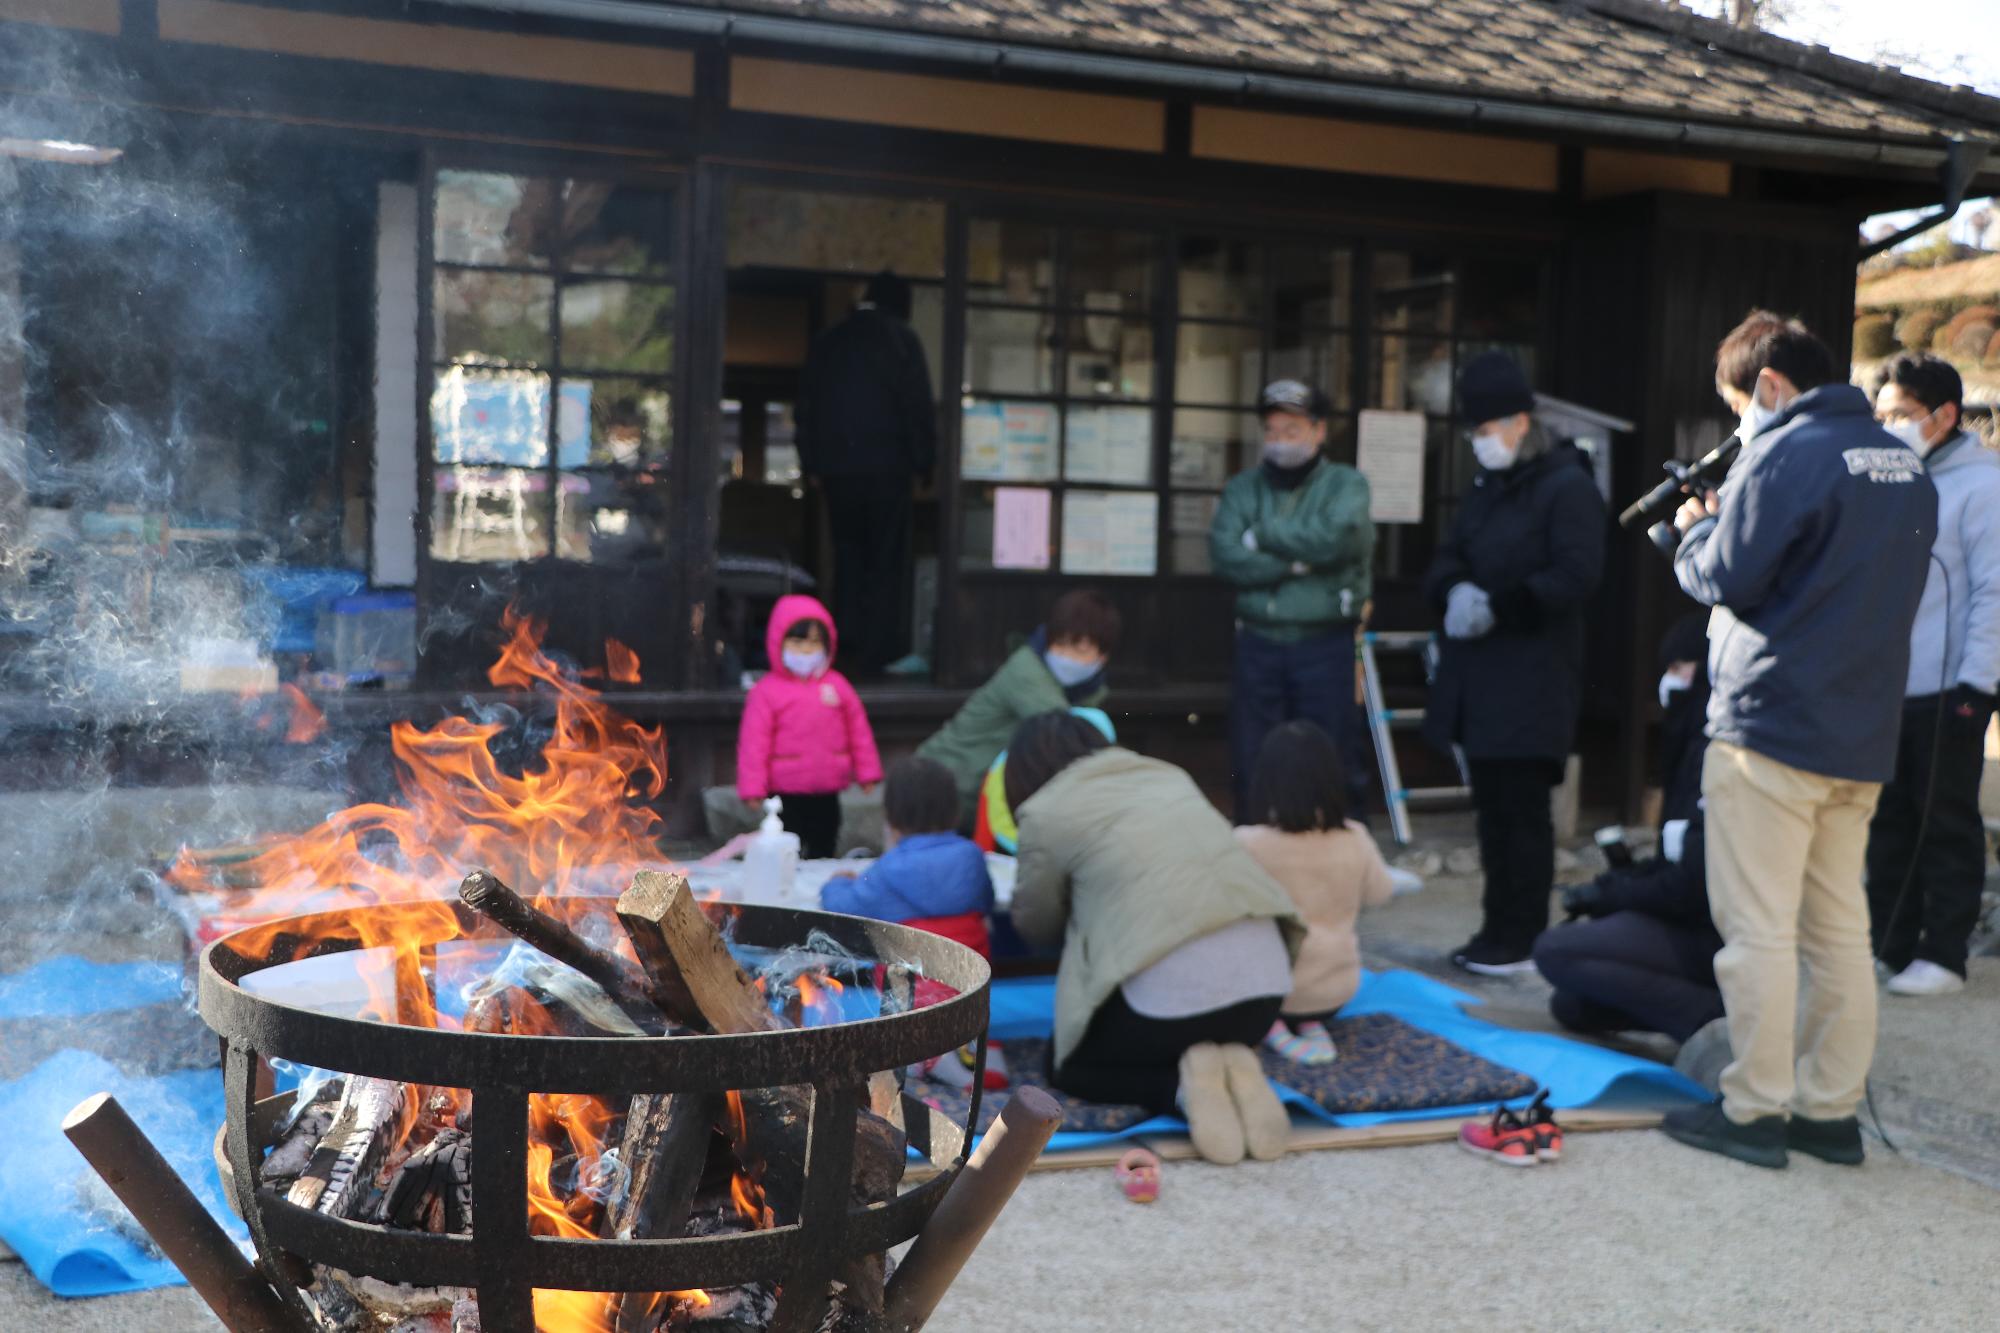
[
  {"x1": 457, "y1": 870, "x2": 664, "y2": 1029},
  {"x1": 616, "y1": 870, "x2": 906, "y2": 1315},
  {"x1": 451, "y1": 1296, "x2": 482, "y2": 1333},
  {"x1": 260, "y1": 1081, "x2": 343, "y2": 1186},
  {"x1": 287, "y1": 1077, "x2": 407, "y2": 1218},
  {"x1": 379, "y1": 1127, "x2": 473, "y2": 1233}
]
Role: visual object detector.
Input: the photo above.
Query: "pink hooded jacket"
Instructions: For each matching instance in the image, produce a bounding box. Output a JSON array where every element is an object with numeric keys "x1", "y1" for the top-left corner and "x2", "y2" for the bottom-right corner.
[{"x1": 736, "y1": 594, "x2": 883, "y2": 801}]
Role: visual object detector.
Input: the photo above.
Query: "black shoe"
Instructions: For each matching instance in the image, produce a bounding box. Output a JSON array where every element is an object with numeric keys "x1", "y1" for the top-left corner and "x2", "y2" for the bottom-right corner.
[
  {"x1": 1787, "y1": 1115, "x2": 1865, "y2": 1166},
  {"x1": 1451, "y1": 937, "x2": 1538, "y2": 977},
  {"x1": 1660, "y1": 1101, "x2": 1788, "y2": 1169}
]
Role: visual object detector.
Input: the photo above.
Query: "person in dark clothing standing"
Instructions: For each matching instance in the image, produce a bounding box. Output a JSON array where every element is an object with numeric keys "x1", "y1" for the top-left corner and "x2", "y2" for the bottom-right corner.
[
  {"x1": 1423, "y1": 351, "x2": 1607, "y2": 975},
  {"x1": 796, "y1": 271, "x2": 938, "y2": 676},
  {"x1": 1533, "y1": 615, "x2": 1724, "y2": 1043},
  {"x1": 1865, "y1": 355, "x2": 2000, "y2": 997},
  {"x1": 1210, "y1": 379, "x2": 1375, "y2": 823}
]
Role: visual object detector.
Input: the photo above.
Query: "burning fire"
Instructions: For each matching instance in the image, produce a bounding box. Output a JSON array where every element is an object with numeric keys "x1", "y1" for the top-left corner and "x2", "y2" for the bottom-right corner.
[{"x1": 169, "y1": 613, "x2": 734, "y2": 1333}]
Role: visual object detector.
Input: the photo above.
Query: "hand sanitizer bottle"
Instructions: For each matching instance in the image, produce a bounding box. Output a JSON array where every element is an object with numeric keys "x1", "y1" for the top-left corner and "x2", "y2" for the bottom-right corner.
[{"x1": 742, "y1": 796, "x2": 800, "y2": 905}]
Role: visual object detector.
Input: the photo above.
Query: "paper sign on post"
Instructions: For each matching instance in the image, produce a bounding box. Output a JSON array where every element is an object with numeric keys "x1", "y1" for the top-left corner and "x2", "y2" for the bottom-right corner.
[
  {"x1": 992, "y1": 487, "x2": 1053, "y2": 570},
  {"x1": 1356, "y1": 409, "x2": 1427, "y2": 524}
]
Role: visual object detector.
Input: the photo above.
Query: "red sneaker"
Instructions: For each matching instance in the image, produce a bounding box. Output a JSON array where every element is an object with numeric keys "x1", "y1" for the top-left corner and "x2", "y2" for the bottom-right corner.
[
  {"x1": 1459, "y1": 1105, "x2": 1539, "y2": 1167},
  {"x1": 1526, "y1": 1089, "x2": 1562, "y2": 1162}
]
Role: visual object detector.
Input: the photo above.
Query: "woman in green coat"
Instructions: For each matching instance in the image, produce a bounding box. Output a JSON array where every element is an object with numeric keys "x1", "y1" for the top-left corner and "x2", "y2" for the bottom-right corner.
[
  {"x1": 1006, "y1": 713, "x2": 1305, "y2": 1164},
  {"x1": 916, "y1": 591, "x2": 1121, "y2": 827}
]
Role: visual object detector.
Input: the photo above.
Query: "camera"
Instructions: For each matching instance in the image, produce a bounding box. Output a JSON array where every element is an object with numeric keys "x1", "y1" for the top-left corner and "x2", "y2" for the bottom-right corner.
[
  {"x1": 1594, "y1": 825, "x2": 1635, "y2": 870},
  {"x1": 1618, "y1": 436, "x2": 1742, "y2": 555}
]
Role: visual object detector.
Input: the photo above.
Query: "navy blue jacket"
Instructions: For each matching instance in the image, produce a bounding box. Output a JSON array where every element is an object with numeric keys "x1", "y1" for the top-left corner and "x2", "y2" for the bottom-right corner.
[
  {"x1": 820, "y1": 832, "x2": 993, "y2": 923},
  {"x1": 1675, "y1": 383, "x2": 1937, "y2": 783}
]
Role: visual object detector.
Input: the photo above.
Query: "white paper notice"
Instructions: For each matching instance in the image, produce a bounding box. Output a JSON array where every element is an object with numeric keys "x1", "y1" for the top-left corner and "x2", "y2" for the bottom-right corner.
[
  {"x1": 1061, "y1": 490, "x2": 1157, "y2": 576},
  {"x1": 1356, "y1": 409, "x2": 1427, "y2": 524},
  {"x1": 963, "y1": 400, "x2": 1058, "y2": 482},
  {"x1": 992, "y1": 487, "x2": 1053, "y2": 570},
  {"x1": 1066, "y1": 405, "x2": 1152, "y2": 484}
]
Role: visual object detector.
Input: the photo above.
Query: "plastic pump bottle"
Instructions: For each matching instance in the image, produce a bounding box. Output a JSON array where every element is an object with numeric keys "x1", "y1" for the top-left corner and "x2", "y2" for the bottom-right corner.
[{"x1": 742, "y1": 796, "x2": 800, "y2": 905}]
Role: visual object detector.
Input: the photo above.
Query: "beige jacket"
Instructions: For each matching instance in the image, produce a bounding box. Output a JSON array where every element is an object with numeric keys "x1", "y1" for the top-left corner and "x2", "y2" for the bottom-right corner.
[
  {"x1": 1010, "y1": 748, "x2": 1304, "y2": 1067},
  {"x1": 1235, "y1": 822, "x2": 1393, "y2": 1016}
]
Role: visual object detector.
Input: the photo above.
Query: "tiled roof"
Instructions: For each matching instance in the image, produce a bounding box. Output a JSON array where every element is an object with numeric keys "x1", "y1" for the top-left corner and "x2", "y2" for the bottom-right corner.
[{"x1": 697, "y1": 0, "x2": 2000, "y2": 143}]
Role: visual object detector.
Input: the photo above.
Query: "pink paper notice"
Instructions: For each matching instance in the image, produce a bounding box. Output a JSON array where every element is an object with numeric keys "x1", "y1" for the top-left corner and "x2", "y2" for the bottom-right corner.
[{"x1": 992, "y1": 486, "x2": 1052, "y2": 570}]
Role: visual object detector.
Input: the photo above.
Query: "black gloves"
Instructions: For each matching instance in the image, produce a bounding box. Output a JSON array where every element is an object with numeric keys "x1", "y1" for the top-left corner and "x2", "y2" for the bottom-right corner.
[
  {"x1": 1484, "y1": 583, "x2": 1541, "y2": 633},
  {"x1": 1560, "y1": 877, "x2": 1611, "y2": 920},
  {"x1": 1949, "y1": 684, "x2": 1996, "y2": 722}
]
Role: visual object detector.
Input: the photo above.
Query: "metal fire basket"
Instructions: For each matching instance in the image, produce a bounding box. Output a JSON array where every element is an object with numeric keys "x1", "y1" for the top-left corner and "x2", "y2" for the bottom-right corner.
[{"x1": 198, "y1": 900, "x2": 993, "y2": 1333}]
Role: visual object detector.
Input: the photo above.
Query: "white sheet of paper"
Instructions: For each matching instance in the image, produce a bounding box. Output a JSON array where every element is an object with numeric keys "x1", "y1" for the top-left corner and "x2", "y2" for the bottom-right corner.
[
  {"x1": 1062, "y1": 490, "x2": 1157, "y2": 575},
  {"x1": 1356, "y1": 409, "x2": 1427, "y2": 524},
  {"x1": 992, "y1": 486, "x2": 1053, "y2": 570}
]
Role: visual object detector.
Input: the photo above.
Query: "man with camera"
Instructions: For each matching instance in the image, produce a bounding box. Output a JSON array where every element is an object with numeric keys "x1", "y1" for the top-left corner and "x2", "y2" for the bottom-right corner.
[
  {"x1": 1664, "y1": 311, "x2": 1936, "y2": 1170},
  {"x1": 1867, "y1": 355, "x2": 2000, "y2": 998}
]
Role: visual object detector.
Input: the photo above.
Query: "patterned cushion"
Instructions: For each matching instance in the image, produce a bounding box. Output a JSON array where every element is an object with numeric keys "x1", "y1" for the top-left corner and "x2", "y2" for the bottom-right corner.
[{"x1": 910, "y1": 1014, "x2": 1535, "y2": 1135}]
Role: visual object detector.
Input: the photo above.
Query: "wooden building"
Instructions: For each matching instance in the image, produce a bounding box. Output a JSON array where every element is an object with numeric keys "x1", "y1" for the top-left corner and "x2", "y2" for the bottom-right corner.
[{"x1": 3, "y1": 0, "x2": 1998, "y2": 823}]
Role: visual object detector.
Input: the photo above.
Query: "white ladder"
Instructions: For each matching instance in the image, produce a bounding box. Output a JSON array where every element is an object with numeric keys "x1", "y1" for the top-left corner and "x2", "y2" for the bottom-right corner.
[{"x1": 1360, "y1": 630, "x2": 1471, "y2": 845}]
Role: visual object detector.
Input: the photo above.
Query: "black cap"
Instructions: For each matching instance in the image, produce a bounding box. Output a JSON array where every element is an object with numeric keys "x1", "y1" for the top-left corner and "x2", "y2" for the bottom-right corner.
[
  {"x1": 863, "y1": 270, "x2": 913, "y2": 321},
  {"x1": 1259, "y1": 378, "x2": 1331, "y2": 420},
  {"x1": 1458, "y1": 351, "x2": 1536, "y2": 425}
]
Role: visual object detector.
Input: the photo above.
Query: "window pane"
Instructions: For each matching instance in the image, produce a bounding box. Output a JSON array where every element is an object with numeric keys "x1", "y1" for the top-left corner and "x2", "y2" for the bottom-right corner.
[
  {"x1": 435, "y1": 269, "x2": 553, "y2": 366},
  {"x1": 431, "y1": 365, "x2": 552, "y2": 466},
  {"x1": 555, "y1": 467, "x2": 669, "y2": 564},
  {"x1": 1068, "y1": 229, "x2": 1154, "y2": 311},
  {"x1": 1371, "y1": 337, "x2": 1455, "y2": 416},
  {"x1": 1171, "y1": 408, "x2": 1256, "y2": 488},
  {"x1": 435, "y1": 171, "x2": 555, "y2": 268},
  {"x1": 968, "y1": 218, "x2": 1057, "y2": 304},
  {"x1": 1460, "y1": 258, "x2": 1541, "y2": 339},
  {"x1": 1065, "y1": 404, "x2": 1154, "y2": 485},
  {"x1": 1175, "y1": 321, "x2": 1261, "y2": 406},
  {"x1": 560, "y1": 279, "x2": 675, "y2": 373},
  {"x1": 562, "y1": 180, "x2": 675, "y2": 278},
  {"x1": 727, "y1": 185, "x2": 946, "y2": 278},
  {"x1": 966, "y1": 308, "x2": 1056, "y2": 395},
  {"x1": 431, "y1": 465, "x2": 552, "y2": 562},
  {"x1": 1371, "y1": 250, "x2": 1455, "y2": 334},
  {"x1": 1269, "y1": 326, "x2": 1353, "y2": 412},
  {"x1": 1179, "y1": 237, "x2": 1262, "y2": 319},
  {"x1": 1065, "y1": 315, "x2": 1154, "y2": 399},
  {"x1": 1272, "y1": 244, "x2": 1354, "y2": 328},
  {"x1": 1170, "y1": 491, "x2": 1222, "y2": 573},
  {"x1": 561, "y1": 377, "x2": 671, "y2": 466},
  {"x1": 766, "y1": 403, "x2": 802, "y2": 486}
]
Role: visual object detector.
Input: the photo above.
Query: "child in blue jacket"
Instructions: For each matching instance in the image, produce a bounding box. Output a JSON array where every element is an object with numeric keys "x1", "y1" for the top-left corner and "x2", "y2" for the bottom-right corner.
[{"x1": 824, "y1": 755, "x2": 1005, "y2": 1087}]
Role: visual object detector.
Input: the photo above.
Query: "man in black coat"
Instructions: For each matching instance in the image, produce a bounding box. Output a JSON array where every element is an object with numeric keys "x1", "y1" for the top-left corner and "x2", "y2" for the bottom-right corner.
[
  {"x1": 1424, "y1": 351, "x2": 1607, "y2": 974},
  {"x1": 797, "y1": 271, "x2": 938, "y2": 676}
]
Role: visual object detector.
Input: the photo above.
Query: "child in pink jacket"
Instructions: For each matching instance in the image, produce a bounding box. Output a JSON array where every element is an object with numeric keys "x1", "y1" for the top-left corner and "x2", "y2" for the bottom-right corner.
[{"x1": 737, "y1": 594, "x2": 883, "y2": 859}]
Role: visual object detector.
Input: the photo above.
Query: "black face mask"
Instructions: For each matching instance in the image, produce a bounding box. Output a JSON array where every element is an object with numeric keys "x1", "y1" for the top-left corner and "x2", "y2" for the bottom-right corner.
[{"x1": 1263, "y1": 454, "x2": 1319, "y2": 490}]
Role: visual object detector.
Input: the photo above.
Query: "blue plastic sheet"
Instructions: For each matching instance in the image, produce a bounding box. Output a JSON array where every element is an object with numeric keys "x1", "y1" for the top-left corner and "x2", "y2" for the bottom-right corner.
[
  {"x1": 983, "y1": 968, "x2": 1705, "y2": 1150},
  {"x1": 0, "y1": 1050, "x2": 240, "y2": 1297},
  {"x1": 0, "y1": 956, "x2": 184, "y2": 1020}
]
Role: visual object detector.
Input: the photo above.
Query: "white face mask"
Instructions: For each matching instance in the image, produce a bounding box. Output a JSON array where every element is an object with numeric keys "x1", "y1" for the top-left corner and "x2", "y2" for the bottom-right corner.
[
  {"x1": 781, "y1": 648, "x2": 827, "y2": 678},
  {"x1": 1887, "y1": 412, "x2": 1941, "y2": 457},
  {"x1": 1471, "y1": 431, "x2": 1517, "y2": 471},
  {"x1": 1044, "y1": 650, "x2": 1100, "y2": 688},
  {"x1": 1658, "y1": 670, "x2": 1692, "y2": 710},
  {"x1": 1737, "y1": 384, "x2": 1781, "y2": 444},
  {"x1": 1262, "y1": 438, "x2": 1318, "y2": 469}
]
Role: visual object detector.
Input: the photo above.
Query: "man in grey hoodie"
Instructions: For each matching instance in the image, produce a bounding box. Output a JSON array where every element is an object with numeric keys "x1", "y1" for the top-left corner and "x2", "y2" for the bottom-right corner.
[{"x1": 1867, "y1": 355, "x2": 2000, "y2": 997}]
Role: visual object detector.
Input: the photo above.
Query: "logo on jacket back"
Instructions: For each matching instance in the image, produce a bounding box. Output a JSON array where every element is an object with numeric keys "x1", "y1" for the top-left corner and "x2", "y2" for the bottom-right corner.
[
  {"x1": 820, "y1": 683, "x2": 840, "y2": 707},
  {"x1": 1842, "y1": 448, "x2": 1924, "y2": 484}
]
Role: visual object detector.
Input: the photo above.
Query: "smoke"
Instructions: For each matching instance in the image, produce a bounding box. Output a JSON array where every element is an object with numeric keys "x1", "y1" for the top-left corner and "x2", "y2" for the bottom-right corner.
[{"x1": 0, "y1": 27, "x2": 361, "y2": 979}]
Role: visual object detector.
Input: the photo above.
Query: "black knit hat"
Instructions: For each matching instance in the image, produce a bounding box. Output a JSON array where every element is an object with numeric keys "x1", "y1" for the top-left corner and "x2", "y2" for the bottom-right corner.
[
  {"x1": 863, "y1": 270, "x2": 913, "y2": 321},
  {"x1": 1458, "y1": 351, "x2": 1536, "y2": 425}
]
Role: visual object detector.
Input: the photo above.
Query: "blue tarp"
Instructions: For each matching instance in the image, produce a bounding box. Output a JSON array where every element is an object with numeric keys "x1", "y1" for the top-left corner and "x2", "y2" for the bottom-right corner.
[
  {"x1": 0, "y1": 1050, "x2": 241, "y2": 1297},
  {"x1": 989, "y1": 969, "x2": 1707, "y2": 1151},
  {"x1": 0, "y1": 956, "x2": 183, "y2": 1020}
]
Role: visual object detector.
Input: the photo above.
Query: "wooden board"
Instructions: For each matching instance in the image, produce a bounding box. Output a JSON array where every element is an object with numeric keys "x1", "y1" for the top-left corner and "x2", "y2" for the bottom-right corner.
[{"x1": 904, "y1": 1106, "x2": 1664, "y2": 1182}]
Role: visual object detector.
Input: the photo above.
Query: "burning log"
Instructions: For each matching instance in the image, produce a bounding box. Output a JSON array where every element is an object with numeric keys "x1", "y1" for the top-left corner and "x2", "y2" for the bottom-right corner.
[
  {"x1": 457, "y1": 870, "x2": 666, "y2": 1029},
  {"x1": 287, "y1": 1076, "x2": 408, "y2": 1218},
  {"x1": 607, "y1": 1091, "x2": 718, "y2": 1244},
  {"x1": 261, "y1": 1080, "x2": 343, "y2": 1186},
  {"x1": 451, "y1": 1296, "x2": 482, "y2": 1333},
  {"x1": 380, "y1": 1127, "x2": 473, "y2": 1233},
  {"x1": 617, "y1": 870, "x2": 776, "y2": 1036}
]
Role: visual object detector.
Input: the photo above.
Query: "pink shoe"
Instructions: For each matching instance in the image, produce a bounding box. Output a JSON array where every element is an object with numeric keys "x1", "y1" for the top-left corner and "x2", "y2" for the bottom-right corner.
[{"x1": 1114, "y1": 1147, "x2": 1161, "y2": 1203}]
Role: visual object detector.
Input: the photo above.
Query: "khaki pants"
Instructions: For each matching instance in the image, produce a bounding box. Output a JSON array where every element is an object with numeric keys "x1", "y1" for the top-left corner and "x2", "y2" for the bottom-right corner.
[{"x1": 1703, "y1": 741, "x2": 1882, "y2": 1123}]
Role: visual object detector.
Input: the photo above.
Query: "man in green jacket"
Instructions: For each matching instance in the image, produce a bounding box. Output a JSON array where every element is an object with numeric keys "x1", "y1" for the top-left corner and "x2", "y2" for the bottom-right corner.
[
  {"x1": 1210, "y1": 379, "x2": 1375, "y2": 822},
  {"x1": 916, "y1": 589, "x2": 1123, "y2": 828}
]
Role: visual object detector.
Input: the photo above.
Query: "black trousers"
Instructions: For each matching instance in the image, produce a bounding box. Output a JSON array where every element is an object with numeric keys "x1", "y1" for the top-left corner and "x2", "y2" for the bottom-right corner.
[
  {"x1": 1049, "y1": 989, "x2": 1283, "y2": 1115},
  {"x1": 774, "y1": 791, "x2": 842, "y2": 861},
  {"x1": 1866, "y1": 694, "x2": 1992, "y2": 977},
  {"x1": 821, "y1": 475, "x2": 913, "y2": 677},
  {"x1": 1532, "y1": 912, "x2": 1725, "y2": 1043},
  {"x1": 1468, "y1": 757, "x2": 1563, "y2": 955},
  {"x1": 1229, "y1": 623, "x2": 1366, "y2": 822}
]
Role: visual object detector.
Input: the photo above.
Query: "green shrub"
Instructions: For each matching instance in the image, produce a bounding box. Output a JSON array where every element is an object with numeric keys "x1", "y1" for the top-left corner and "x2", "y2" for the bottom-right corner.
[
  {"x1": 1897, "y1": 307, "x2": 1947, "y2": 350},
  {"x1": 1854, "y1": 313, "x2": 1896, "y2": 359},
  {"x1": 1951, "y1": 322, "x2": 1996, "y2": 362},
  {"x1": 1942, "y1": 305, "x2": 2000, "y2": 344}
]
